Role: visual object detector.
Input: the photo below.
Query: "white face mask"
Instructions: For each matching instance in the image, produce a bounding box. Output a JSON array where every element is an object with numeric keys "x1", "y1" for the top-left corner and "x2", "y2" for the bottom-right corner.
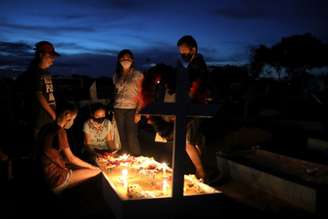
[{"x1": 120, "y1": 60, "x2": 132, "y2": 70}]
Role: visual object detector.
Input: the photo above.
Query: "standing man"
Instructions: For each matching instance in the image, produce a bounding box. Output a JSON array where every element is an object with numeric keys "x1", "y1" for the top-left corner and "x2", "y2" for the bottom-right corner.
[
  {"x1": 177, "y1": 35, "x2": 209, "y2": 103},
  {"x1": 21, "y1": 41, "x2": 59, "y2": 156},
  {"x1": 176, "y1": 35, "x2": 209, "y2": 179}
]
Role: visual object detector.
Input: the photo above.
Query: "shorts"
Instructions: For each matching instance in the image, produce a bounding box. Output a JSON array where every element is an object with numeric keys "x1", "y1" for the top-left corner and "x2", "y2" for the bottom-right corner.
[
  {"x1": 186, "y1": 119, "x2": 203, "y2": 145},
  {"x1": 52, "y1": 169, "x2": 72, "y2": 194}
]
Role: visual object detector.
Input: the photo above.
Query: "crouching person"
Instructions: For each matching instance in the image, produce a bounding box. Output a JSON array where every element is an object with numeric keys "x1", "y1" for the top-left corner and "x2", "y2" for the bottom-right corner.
[
  {"x1": 38, "y1": 102, "x2": 101, "y2": 194},
  {"x1": 83, "y1": 103, "x2": 119, "y2": 163}
]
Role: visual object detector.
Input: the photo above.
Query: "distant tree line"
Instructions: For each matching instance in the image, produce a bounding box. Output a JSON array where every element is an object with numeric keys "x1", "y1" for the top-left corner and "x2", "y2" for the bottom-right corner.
[{"x1": 250, "y1": 33, "x2": 328, "y2": 78}]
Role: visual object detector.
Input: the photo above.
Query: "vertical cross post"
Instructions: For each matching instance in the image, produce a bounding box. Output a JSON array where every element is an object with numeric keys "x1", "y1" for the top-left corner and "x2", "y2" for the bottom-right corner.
[
  {"x1": 140, "y1": 65, "x2": 219, "y2": 200},
  {"x1": 171, "y1": 66, "x2": 189, "y2": 199}
]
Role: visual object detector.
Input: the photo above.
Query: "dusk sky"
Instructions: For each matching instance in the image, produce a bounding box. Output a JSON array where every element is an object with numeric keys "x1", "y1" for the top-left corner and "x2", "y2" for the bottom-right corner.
[{"x1": 1, "y1": 0, "x2": 327, "y2": 77}]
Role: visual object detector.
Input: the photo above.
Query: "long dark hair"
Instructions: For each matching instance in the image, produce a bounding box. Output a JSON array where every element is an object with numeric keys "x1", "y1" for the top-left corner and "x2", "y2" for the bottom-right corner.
[{"x1": 114, "y1": 49, "x2": 135, "y2": 81}]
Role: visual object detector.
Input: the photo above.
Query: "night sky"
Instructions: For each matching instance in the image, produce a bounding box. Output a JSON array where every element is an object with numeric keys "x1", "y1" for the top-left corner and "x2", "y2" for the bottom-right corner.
[{"x1": 1, "y1": 0, "x2": 327, "y2": 77}]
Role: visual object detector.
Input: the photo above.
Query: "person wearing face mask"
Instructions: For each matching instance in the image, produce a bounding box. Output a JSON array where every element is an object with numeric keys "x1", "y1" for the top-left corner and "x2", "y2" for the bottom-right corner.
[
  {"x1": 176, "y1": 35, "x2": 210, "y2": 179},
  {"x1": 177, "y1": 35, "x2": 209, "y2": 103},
  {"x1": 113, "y1": 49, "x2": 144, "y2": 156},
  {"x1": 37, "y1": 102, "x2": 101, "y2": 194},
  {"x1": 83, "y1": 103, "x2": 118, "y2": 159}
]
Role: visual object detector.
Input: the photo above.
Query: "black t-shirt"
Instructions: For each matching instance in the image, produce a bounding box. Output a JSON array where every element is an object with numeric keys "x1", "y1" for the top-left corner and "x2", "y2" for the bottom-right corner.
[
  {"x1": 187, "y1": 53, "x2": 208, "y2": 85},
  {"x1": 19, "y1": 67, "x2": 56, "y2": 125},
  {"x1": 177, "y1": 53, "x2": 209, "y2": 102}
]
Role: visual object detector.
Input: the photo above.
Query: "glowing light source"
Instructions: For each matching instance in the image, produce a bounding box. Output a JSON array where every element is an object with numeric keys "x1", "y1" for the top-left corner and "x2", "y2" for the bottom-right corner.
[{"x1": 162, "y1": 162, "x2": 168, "y2": 177}]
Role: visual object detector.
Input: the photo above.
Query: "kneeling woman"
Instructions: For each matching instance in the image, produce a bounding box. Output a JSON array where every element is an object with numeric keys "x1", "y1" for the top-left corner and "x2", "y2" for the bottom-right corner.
[
  {"x1": 83, "y1": 103, "x2": 117, "y2": 157},
  {"x1": 38, "y1": 102, "x2": 101, "y2": 193}
]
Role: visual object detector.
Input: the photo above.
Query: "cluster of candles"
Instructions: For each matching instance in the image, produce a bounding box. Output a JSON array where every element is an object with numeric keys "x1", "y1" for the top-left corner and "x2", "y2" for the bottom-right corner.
[{"x1": 120, "y1": 162, "x2": 170, "y2": 195}]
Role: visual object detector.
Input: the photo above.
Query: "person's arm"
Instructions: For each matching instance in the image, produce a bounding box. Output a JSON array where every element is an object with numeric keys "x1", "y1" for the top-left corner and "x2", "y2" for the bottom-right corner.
[
  {"x1": 105, "y1": 121, "x2": 115, "y2": 149},
  {"x1": 135, "y1": 73, "x2": 144, "y2": 123},
  {"x1": 59, "y1": 128, "x2": 98, "y2": 169},
  {"x1": 136, "y1": 73, "x2": 144, "y2": 113},
  {"x1": 63, "y1": 146, "x2": 98, "y2": 169},
  {"x1": 36, "y1": 92, "x2": 56, "y2": 120},
  {"x1": 106, "y1": 131, "x2": 115, "y2": 149}
]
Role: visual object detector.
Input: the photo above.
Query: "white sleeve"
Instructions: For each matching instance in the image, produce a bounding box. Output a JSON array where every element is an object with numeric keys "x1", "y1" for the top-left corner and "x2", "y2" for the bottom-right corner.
[
  {"x1": 83, "y1": 120, "x2": 90, "y2": 134},
  {"x1": 107, "y1": 120, "x2": 113, "y2": 133}
]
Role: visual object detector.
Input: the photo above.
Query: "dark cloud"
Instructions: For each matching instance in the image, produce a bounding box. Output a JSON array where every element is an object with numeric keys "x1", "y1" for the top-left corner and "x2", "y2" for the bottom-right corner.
[
  {"x1": 58, "y1": 0, "x2": 145, "y2": 11},
  {"x1": 0, "y1": 41, "x2": 33, "y2": 56},
  {"x1": 214, "y1": 3, "x2": 269, "y2": 20},
  {"x1": 93, "y1": 49, "x2": 120, "y2": 56},
  {"x1": 206, "y1": 53, "x2": 248, "y2": 65},
  {"x1": 0, "y1": 20, "x2": 96, "y2": 35},
  {"x1": 214, "y1": 0, "x2": 328, "y2": 20},
  {"x1": 0, "y1": 40, "x2": 249, "y2": 78},
  {"x1": 60, "y1": 14, "x2": 90, "y2": 20},
  {"x1": 0, "y1": 41, "x2": 33, "y2": 76},
  {"x1": 52, "y1": 53, "x2": 117, "y2": 77},
  {"x1": 109, "y1": 0, "x2": 143, "y2": 10},
  {"x1": 54, "y1": 42, "x2": 104, "y2": 54},
  {"x1": 52, "y1": 45, "x2": 178, "y2": 77}
]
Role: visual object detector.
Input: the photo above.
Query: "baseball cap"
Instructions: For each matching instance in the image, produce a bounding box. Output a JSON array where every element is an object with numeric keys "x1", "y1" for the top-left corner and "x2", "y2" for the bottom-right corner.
[{"x1": 34, "y1": 41, "x2": 60, "y2": 56}]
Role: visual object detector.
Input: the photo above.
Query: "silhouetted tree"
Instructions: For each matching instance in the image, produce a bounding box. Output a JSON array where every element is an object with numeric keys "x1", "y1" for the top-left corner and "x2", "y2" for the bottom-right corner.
[
  {"x1": 250, "y1": 33, "x2": 328, "y2": 78},
  {"x1": 250, "y1": 45, "x2": 271, "y2": 78}
]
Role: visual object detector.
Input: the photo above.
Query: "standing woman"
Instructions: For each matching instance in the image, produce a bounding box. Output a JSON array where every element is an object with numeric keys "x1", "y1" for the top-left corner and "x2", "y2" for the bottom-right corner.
[{"x1": 113, "y1": 49, "x2": 143, "y2": 156}]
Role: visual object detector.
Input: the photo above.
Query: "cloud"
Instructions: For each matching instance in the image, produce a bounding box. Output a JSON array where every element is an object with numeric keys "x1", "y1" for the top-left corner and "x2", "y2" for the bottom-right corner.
[
  {"x1": 0, "y1": 39, "x2": 250, "y2": 78},
  {"x1": 214, "y1": 0, "x2": 328, "y2": 20},
  {"x1": 108, "y1": 0, "x2": 143, "y2": 10},
  {"x1": 0, "y1": 41, "x2": 33, "y2": 56},
  {"x1": 58, "y1": 0, "x2": 145, "y2": 12},
  {"x1": 0, "y1": 20, "x2": 96, "y2": 35},
  {"x1": 52, "y1": 53, "x2": 117, "y2": 77},
  {"x1": 214, "y1": 3, "x2": 269, "y2": 20}
]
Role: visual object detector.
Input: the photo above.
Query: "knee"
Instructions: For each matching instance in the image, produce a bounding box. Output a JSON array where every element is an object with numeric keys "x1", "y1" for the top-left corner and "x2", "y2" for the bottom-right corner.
[{"x1": 87, "y1": 168, "x2": 101, "y2": 178}]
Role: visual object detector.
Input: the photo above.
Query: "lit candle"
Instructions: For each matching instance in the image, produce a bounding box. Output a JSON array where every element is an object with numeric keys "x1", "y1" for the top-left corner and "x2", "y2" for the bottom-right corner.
[
  {"x1": 121, "y1": 168, "x2": 128, "y2": 192},
  {"x1": 162, "y1": 162, "x2": 167, "y2": 177},
  {"x1": 162, "y1": 178, "x2": 168, "y2": 194},
  {"x1": 121, "y1": 153, "x2": 128, "y2": 160}
]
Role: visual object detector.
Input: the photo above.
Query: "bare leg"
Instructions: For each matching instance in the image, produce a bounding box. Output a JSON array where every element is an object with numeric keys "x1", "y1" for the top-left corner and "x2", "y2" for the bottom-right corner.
[
  {"x1": 186, "y1": 142, "x2": 205, "y2": 179},
  {"x1": 67, "y1": 168, "x2": 101, "y2": 189}
]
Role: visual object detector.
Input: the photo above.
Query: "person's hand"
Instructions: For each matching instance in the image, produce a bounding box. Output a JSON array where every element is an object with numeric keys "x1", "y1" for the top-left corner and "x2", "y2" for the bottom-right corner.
[
  {"x1": 89, "y1": 165, "x2": 101, "y2": 171},
  {"x1": 134, "y1": 114, "x2": 141, "y2": 123}
]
